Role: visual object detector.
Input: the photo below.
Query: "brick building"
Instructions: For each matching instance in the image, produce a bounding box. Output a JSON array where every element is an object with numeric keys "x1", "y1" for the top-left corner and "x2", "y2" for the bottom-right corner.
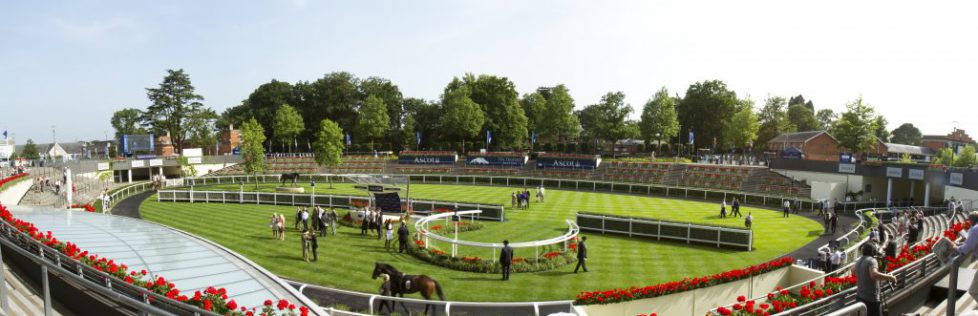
[
  {"x1": 218, "y1": 124, "x2": 241, "y2": 155},
  {"x1": 922, "y1": 128, "x2": 977, "y2": 155},
  {"x1": 766, "y1": 131, "x2": 841, "y2": 161}
]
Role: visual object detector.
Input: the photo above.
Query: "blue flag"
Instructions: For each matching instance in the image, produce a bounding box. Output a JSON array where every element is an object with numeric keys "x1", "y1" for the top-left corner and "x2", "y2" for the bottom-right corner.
[
  {"x1": 689, "y1": 130, "x2": 695, "y2": 145},
  {"x1": 531, "y1": 131, "x2": 537, "y2": 144},
  {"x1": 345, "y1": 133, "x2": 351, "y2": 146},
  {"x1": 486, "y1": 130, "x2": 493, "y2": 146},
  {"x1": 416, "y1": 131, "x2": 421, "y2": 146},
  {"x1": 2, "y1": 130, "x2": 6, "y2": 139}
]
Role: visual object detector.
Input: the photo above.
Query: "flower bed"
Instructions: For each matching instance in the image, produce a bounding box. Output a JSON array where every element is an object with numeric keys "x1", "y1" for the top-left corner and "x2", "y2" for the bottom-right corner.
[
  {"x1": 715, "y1": 276, "x2": 856, "y2": 315},
  {"x1": 0, "y1": 172, "x2": 29, "y2": 189},
  {"x1": 428, "y1": 221, "x2": 485, "y2": 234},
  {"x1": 408, "y1": 239, "x2": 578, "y2": 273},
  {"x1": 575, "y1": 256, "x2": 793, "y2": 305},
  {"x1": 70, "y1": 203, "x2": 97, "y2": 212},
  {"x1": 710, "y1": 222, "x2": 971, "y2": 316},
  {"x1": 0, "y1": 188, "x2": 309, "y2": 316}
]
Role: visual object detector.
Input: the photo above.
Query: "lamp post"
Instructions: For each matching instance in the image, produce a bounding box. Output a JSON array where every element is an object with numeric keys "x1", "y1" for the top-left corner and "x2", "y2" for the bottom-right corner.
[{"x1": 311, "y1": 178, "x2": 316, "y2": 206}]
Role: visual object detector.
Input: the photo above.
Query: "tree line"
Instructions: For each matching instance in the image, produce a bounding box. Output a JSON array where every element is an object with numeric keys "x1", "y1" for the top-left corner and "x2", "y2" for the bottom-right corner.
[{"x1": 110, "y1": 69, "x2": 934, "y2": 157}]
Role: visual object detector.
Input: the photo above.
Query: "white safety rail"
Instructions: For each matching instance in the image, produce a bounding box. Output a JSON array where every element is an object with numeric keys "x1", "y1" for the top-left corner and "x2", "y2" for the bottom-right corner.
[
  {"x1": 576, "y1": 212, "x2": 753, "y2": 250},
  {"x1": 415, "y1": 210, "x2": 580, "y2": 259},
  {"x1": 185, "y1": 173, "x2": 816, "y2": 210},
  {"x1": 155, "y1": 189, "x2": 506, "y2": 221},
  {"x1": 102, "y1": 181, "x2": 152, "y2": 213},
  {"x1": 289, "y1": 279, "x2": 576, "y2": 316}
]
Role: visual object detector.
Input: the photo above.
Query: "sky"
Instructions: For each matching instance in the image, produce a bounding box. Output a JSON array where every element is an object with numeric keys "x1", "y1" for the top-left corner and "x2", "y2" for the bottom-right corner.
[{"x1": 2, "y1": 1, "x2": 977, "y2": 144}]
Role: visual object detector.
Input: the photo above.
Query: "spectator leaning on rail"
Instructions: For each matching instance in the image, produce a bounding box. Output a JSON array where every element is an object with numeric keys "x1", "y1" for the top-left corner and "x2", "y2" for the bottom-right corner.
[
  {"x1": 952, "y1": 211, "x2": 978, "y2": 301},
  {"x1": 852, "y1": 243, "x2": 897, "y2": 316}
]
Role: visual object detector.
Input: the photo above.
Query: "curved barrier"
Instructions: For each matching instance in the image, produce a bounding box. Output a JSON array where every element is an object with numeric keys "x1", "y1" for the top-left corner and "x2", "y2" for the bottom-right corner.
[{"x1": 414, "y1": 210, "x2": 579, "y2": 258}]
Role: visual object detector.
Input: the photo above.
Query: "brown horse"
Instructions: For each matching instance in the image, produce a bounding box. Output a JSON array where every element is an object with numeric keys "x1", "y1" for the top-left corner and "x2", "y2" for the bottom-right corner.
[
  {"x1": 372, "y1": 262, "x2": 445, "y2": 315},
  {"x1": 280, "y1": 172, "x2": 300, "y2": 187}
]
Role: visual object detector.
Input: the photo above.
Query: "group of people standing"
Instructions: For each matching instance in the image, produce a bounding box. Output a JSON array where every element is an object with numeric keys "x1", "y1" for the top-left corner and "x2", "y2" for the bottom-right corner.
[
  {"x1": 497, "y1": 235, "x2": 589, "y2": 281},
  {"x1": 718, "y1": 198, "x2": 752, "y2": 229},
  {"x1": 360, "y1": 208, "x2": 412, "y2": 252},
  {"x1": 511, "y1": 186, "x2": 544, "y2": 209}
]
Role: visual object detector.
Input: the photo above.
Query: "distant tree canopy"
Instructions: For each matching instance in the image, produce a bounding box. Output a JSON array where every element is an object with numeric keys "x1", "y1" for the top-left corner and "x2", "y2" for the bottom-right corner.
[
  {"x1": 109, "y1": 70, "x2": 916, "y2": 156},
  {"x1": 891, "y1": 123, "x2": 923, "y2": 146}
]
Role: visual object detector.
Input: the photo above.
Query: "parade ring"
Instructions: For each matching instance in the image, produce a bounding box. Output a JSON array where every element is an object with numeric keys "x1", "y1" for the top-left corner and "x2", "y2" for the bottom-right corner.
[{"x1": 415, "y1": 210, "x2": 580, "y2": 259}]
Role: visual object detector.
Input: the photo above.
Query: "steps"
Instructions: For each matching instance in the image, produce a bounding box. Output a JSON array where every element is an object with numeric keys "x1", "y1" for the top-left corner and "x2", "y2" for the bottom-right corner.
[{"x1": 2, "y1": 259, "x2": 69, "y2": 316}]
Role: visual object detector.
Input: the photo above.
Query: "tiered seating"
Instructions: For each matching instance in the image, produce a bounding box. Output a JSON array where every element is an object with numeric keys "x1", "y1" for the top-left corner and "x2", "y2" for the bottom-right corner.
[
  {"x1": 332, "y1": 155, "x2": 388, "y2": 173},
  {"x1": 534, "y1": 169, "x2": 592, "y2": 179},
  {"x1": 752, "y1": 173, "x2": 809, "y2": 197},
  {"x1": 459, "y1": 167, "x2": 521, "y2": 176},
  {"x1": 679, "y1": 165, "x2": 749, "y2": 191},
  {"x1": 602, "y1": 161, "x2": 670, "y2": 184},
  {"x1": 395, "y1": 166, "x2": 453, "y2": 174},
  {"x1": 209, "y1": 164, "x2": 244, "y2": 175},
  {"x1": 266, "y1": 156, "x2": 319, "y2": 173}
]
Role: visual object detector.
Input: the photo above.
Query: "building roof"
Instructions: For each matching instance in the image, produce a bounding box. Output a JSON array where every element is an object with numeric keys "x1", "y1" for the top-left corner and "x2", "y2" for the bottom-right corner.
[
  {"x1": 884, "y1": 143, "x2": 936, "y2": 156},
  {"x1": 768, "y1": 131, "x2": 830, "y2": 144}
]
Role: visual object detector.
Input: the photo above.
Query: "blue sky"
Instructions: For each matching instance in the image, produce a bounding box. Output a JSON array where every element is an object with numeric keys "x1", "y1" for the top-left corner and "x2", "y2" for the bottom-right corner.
[{"x1": 2, "y1": 1, "x2": 977, "y2": 144}]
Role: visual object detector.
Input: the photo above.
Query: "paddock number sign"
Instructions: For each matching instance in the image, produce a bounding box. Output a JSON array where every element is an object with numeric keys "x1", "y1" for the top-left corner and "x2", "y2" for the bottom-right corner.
[
  {"x1": 838, "y1": 163, "x2": 856, "y2": 174},
  {"x1": 908, "y1": 169, "x2": 925, "y2": 180},
  {"x1": 950, "y1": 173, "x2": 964, "y2": 186},
  {"x1": 886, "y1": 167, "x2": 903, "y2": 178}
]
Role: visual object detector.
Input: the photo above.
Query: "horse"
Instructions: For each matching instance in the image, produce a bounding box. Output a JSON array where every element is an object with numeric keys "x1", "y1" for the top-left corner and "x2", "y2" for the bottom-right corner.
[
  {"x1": 280, "y1": 172, "x2": 300, "y2": 187},
  {"x1": 372, "y1": 262, "x2": 445, "y2": 315}
]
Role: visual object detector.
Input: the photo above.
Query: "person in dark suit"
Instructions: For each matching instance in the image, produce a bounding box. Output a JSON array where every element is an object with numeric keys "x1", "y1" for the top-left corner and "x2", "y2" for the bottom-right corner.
[
  {"x1": 731, "y1": 198, "x2": 742, "y2": 217},
  {"x1": 376, "y1": 210, "x2": 384, "y2": 240},
  {"x1": 574, "y1": 236, "x2": 588, "y2": 273},
  {"x1": 309, "y1": 231, "x2": 318, "y2": 262},
  {"x1": 360, "y1": 210, "x2": 370, "y2": 235},
  {"x1": 499, "y1": 240, "x2": 513, "y2": 281},
  {"x1": 398, "y1": 222, "x2": 410, "y2": 253}
]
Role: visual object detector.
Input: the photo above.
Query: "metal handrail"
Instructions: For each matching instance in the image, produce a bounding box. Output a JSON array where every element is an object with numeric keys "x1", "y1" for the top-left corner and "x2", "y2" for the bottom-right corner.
[
  {"x1": 824, "y1": 302, "x2": 865, "y2": 316},
  {"x1": 947, "y1": 253, "x2": 968, "y2": 316}
]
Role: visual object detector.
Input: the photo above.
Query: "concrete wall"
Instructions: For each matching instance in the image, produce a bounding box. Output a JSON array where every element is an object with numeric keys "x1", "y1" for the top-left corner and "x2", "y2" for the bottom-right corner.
[
  {"x1": 946, "y1": 185, "x2": 978, "y2": 206},
  {"x1": 0, "y1": 178, "x2": 33, "y2": 205},
  {"x1": 775, "y1": 170, "x2": 861, "y2": 201},
  {"x1": 578, "y1": 265, "x2": 822, "y2": 316}
]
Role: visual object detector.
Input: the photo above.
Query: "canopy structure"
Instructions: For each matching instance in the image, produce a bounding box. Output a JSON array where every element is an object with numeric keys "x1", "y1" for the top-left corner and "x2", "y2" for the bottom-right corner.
[{"x1": 9, "y1": 207, "x2": 313, "y2": 309}]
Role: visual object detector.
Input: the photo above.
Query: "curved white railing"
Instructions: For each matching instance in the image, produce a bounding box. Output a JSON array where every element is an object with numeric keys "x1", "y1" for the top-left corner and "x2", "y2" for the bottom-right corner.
[{"x1": 414, "y1": 210, "x2": 579, "y2": 258}]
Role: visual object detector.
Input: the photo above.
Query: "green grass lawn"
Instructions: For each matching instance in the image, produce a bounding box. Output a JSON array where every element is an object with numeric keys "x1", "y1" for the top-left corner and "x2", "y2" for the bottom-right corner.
[{"x1": 140, "y1": 183, "x2": 822, "y2": 302}]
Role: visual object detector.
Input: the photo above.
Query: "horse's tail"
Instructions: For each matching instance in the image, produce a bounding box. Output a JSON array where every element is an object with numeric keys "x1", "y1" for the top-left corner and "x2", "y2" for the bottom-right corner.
[{"x1": 434, "y1": 280, "x2": 445, "y2": 301}]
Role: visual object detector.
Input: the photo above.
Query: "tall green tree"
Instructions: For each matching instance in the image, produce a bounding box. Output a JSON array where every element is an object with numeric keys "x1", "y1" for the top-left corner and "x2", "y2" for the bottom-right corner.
[
  {"x1": 954, "y1": 145, "x2": 977, "y2": 168},
  {"x1": 891, "y1": 123, "x2": 923, "y2": 145},
  {"x1": 186, "y1": 108, "x2": 219, "y2": 153},
  {"x1": 272, "y1": 104, "x2": 305, "y2": 152},
  {"x1": 725, "y1": 100, "x2": 760, "y2": 149},
  {"x1": 239, "y1": 118, "x2": 267, "y2": 189},
  {"x1": 359, "y1": 77, "x2": 404, "y2": 147},
  {"x1": 873, "y1": 116, "x2": 890, "y2": 142},
  {"x1": 444, "y1": 74, "x2": 528, "y2": 148},
  {"x1": 402, "y1": 114, "x2": 417, "y2": 150},
  {"x1": 441, "y1": 87, "x2": 485, "y2": 153},
  {"x1": 831, "y1": 97, "x2": 879, "y2": 155},
  {"x1": 313, "y1": 118, "x2": 345, "y2": 188},
  {"x1": 788, "y1": 94, "x2": 815, "y2": 113},
  {"x1": 21, "y1": 139, "x2": 40, "y2": 160},
  {"x1": 639, "y1": 87, "x2": 680, "y2": 154},
  {"x1": 110, "y1": 108, "x2": 147, "y2": 140},
  {"x1": 140, "y1": 69, "x2": 210, "y2": 152},
  {"x1": 520, "y1": 92, "x2": 547, "y2": 140},
  {"x1": 356, "y1": 95, "x2": 391, "y2": 151},
  {"x1": 677, "y1": 80, "x2": 739, "y2": 149},
  {"x1": 539, "y1": 85, "x2": 580, "y2": 143},
  {"x1": 816, "y1": 109, "x2": 836, "y2": 130},
  {"x1": 294, "y1": 72, "x2": 361, "y2": 138},
  {"x1": 403, "y1": 98, "x2": 442, "y2": 149},
  {"x1": 756, "y1": 96, "x2": 796, "y2": 147},
  {"x1": 787, "y1": 104, "x2": 819, "y2": 131},
  {"x1": 234, "y1": 80, "x2": 296, "y2": 139},
  {"x1": 578, "y1": 92, "x2": 634, "y2": 154}
]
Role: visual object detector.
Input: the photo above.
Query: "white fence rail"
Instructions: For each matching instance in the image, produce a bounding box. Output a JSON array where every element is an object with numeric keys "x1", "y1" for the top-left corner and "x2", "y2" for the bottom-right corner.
[
  {"x1": 155, "y1": 189, "x2": 506, "y2": 221},
  {"x1": 415, "y1": 210, "x2": 580, "y2": 258}
]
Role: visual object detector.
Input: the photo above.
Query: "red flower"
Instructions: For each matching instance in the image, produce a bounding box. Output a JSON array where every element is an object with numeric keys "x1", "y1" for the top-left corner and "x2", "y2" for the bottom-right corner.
[
  {"x1": 226, "y1": 299, "x2": 237, "y2": 310},
  {"x1": 203, "y1": 299, "x2": 212, "y2": 311},
  {"x1": 277, "y1": 299, "x2": 289, "y2": 310}
]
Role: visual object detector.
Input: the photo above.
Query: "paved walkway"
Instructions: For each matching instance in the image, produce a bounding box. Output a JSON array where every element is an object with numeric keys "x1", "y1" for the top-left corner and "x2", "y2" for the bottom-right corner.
[{"x1": 783, "y1": 211, "x2": 860, "y2": 261}]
